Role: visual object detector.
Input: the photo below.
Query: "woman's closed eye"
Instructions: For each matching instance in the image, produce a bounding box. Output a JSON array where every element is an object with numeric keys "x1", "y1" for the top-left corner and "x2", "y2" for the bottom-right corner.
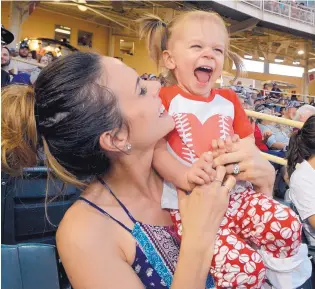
[{"x1": 139, "y1": 86, "x2": 147, "y2": 96}]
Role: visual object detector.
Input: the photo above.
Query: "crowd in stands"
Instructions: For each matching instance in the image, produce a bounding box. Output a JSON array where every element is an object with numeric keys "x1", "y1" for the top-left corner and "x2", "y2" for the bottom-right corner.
[
  {"x1": 1, "y1": 40, "x2": 55, "y2": 87},
  {"x1": 246, "y1": 0, "x2": 315, "y2": 24}
]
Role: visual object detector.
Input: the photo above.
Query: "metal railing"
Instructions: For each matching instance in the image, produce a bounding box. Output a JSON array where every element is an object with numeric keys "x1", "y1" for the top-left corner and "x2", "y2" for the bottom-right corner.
[{"x1": 240, "y1": 0, "x2": 315, "y2": 26}]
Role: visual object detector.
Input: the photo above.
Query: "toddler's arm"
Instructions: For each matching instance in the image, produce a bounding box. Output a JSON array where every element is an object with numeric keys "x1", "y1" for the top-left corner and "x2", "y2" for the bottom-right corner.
[{"x1": 153, "y1": 138, "x2": 215, "y2": 191}]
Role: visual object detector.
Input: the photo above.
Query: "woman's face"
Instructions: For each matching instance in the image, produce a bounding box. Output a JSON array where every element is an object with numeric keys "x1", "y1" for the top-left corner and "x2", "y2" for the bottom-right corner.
[
  {"x1": 101, "y1": 57, "x2": 175, "y2": 150},
  {"x1": 40, "y1": 56, "x2": 49, "y2": 66},
  {"x1": 27, "y1": 53, "x2": 33, "y2": 60}
]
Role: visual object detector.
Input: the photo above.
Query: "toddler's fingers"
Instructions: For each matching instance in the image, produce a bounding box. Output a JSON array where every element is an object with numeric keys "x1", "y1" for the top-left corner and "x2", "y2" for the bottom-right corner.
[
  {"x1": 232, "y1": 134, "x2": 240, "y2": 143},
  {"x1": 224, "y1": 136, "x2": 233, "y2": 152}
]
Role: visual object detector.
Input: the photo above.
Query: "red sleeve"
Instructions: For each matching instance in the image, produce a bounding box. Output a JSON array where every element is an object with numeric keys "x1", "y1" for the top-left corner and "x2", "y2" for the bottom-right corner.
[
  {"x1": 228, "y1": 90, "x2": 253, "y2": 138},
  {"x1": 159, "y1": 86, "x2": 179, "y2": 111}
]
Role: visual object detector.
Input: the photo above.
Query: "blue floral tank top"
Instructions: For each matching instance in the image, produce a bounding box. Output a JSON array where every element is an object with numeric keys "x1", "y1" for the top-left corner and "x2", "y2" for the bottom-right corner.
[{"x1": 79, "y1": 178, "x2": 215, "y2": 289}]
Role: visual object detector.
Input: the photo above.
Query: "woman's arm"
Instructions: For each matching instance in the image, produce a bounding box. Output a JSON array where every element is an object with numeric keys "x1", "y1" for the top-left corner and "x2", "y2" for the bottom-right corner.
[{"x1": 57, "y1": 168, "x2": 232, "y2": 289}]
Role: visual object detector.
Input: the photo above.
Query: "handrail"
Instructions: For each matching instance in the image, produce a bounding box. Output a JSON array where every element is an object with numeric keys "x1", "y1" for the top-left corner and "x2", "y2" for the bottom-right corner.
[{"x1": 244, "y1": 109, "x2": 305, "y2": 167}]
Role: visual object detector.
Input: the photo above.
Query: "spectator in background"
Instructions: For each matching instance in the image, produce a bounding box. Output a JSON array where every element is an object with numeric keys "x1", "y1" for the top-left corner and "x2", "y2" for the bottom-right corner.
[
  {"x1": 45, "y1": 51, "x2": 54, "y2": 63},
  {"x1": 257, "y1": 107, "x2": 290, "y2": 152},
  {"x1": 261, "y1": 83, "x2": 269, "y2": 97},
  {"x1": 30, "y1": 55, "x2": 49, "y2": 85},
  {"x1": 148, "y1": 74, "x2": 157, "y2": 81},
  {"x1": 278, "y1": 101, "x2": 300, "y2": 137},
  {"x1": 280, "y1": 106, "x2": 286, "y2": 117},
  {"x1": 294, "y1": 104, "x2": 315, "y2": 123},
  {"x1": 288, "y1": 116, "x2": 315, "y2": 247},
  {"x1": 141, "y1": 73, "x2": 148, "y2": 80},
  {"x1": 10, "y1": 41, "x2": 35, "y2": 74},
  {"x1": 291, "y1": 91, "x2": 298, "y2": 101},
  {"x1": 270, "y1": 83, "x2": 282, "y2": 98},
  {"x1": 1, "y1": 25, "x2": 14, "y2": 87},
  {"x1": 1, "y1": 46, "x2": 11, "y2": 72}
]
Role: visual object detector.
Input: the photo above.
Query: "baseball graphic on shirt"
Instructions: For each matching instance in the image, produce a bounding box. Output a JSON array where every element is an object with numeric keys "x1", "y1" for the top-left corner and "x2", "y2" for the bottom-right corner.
[
  {"x1": 270, "y1": 221, "x2": 281, "y2": 232},
  {"x1": 292, "y1": 232, "x2": 299, "y2": 241},
  {"x1": 247, "y1": 207, "x2": 256, "y2": 217},
  {"x1": 280, "y1": 227, "x2": 293, "y2": 239},
  {"x1": 229, "y1": 264, "x2": 241, "y2": 273},
  {"x1": 236, "y1": 273, "x2": 249, "y2": 285},
  {"x1": 275, "y1": 239, "x2": 286, "y2": 247},
  {"x1": 250, "y1": 198, "x2": 259, "y2": 206},
  {"x1": 239, "y1": 254, "x2": 250, "y2": 264},
  {"x1": 226, "y1": 235, "x2": 238, "y2": 246},
  {"x1": 227, "y1": 249, "x2": 239, "y2": 260},
  {"x1": 251, "y1": 252, "x2": 262, "y2": 263},
  {"x1": 266, "y1": 232, "x2": 275, "y2": 241},
  {"x1": 234, "y1": 240, "x2": 245, "y2": 250},
  {"x1": 274, "y1": 208, "x2": 289, "y2": 220},
  {"x1": 262, "y1": 211, "x2": 273, "y2": 223},
  {"x1": 267, "y1": 244, "x2": 277, "y2": 251},
  {"x1": 247, "y1": 275, "x2": 257, "y2": 285},
  {"x1": 244, "y1": 261, "x2": 256, "y2": 274},
  {"x1": 223, "y1": 272, "x2": 236, "y2": 283},
  {"x1": 291, "y1": 220, "x2": 300, "y2": 232}
]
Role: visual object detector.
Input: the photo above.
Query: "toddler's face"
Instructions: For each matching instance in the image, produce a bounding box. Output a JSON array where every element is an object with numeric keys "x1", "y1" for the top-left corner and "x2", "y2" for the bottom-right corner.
[{"x1": 166, "y1": 18, "x2": 226, "y2": 97}]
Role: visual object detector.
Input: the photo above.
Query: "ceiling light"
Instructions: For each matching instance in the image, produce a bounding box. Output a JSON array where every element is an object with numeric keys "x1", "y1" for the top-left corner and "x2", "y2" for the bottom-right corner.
[
  {"x1": 259, "y1": 56, "x2": 265, "y2": 61},
  {"x1": 293, "y1": 60, "x2": 300, "y2": 65},
  {"x1": 274, "y1": 58, "x2": 284, "y2": 63},
  {"x1": 244, "y1": 54, "x2": 252, "y2": 59},
  {"x1": 77, "y1": 0, "x2": 87, "y2": 11},
  {"x1": 309, "y1": 68, "x2": 315, "y2": 73},
  {"x1": 55, "y1": 28, "x2": 71, "y2": 35},
  {"x1": 120, "y1": 39, "x2": 124, "y2": 42},
  {"x1": 297, "y1": 50, "x2": 304, "y2": 55}
]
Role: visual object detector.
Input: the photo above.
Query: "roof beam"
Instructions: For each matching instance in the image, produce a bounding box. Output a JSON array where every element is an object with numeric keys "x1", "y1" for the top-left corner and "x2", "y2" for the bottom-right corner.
[{"x1": 228, "y1": 18, "x2": 260, "y2": 35}]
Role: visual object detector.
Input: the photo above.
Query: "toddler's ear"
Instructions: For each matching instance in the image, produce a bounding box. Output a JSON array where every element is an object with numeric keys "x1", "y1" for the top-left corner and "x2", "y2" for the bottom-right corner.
[{"x1": 162, "y1": 50, "x2": 176, "y2": 70}]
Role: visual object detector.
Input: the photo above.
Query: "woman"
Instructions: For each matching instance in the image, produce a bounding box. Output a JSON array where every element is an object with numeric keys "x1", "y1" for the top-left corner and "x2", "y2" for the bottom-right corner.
[
  {"x1": 288, "y1": 115, "x2": 315, "y2": 246},
  {"x1": 30, "y1": 55, "x2": 49, "y2": 85},
  {"x1": 2, "y1": 52, "x2": 275, "y2": 289}
]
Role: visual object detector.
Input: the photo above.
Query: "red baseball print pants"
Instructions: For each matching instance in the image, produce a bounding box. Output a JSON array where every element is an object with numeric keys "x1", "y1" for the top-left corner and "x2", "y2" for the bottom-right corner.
[{"x1": 170, "y1": 187, "x2": 302, "y2": 288}]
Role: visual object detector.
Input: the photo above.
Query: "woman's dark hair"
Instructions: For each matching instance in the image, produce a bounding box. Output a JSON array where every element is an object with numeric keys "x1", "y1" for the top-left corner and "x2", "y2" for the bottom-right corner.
[
  {"x1": 2, "y1": 52, "x2": 125, "y2": 187},
  {"x1": 287, "y1": 115, "x2": 315, "y2": 178}
]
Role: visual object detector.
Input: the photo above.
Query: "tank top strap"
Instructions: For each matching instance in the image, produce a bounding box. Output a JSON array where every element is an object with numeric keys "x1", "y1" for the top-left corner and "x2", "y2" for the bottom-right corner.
[
  {"x1": 79, "y1": 196, "x2": 133, "y2": 233},
  {"x1": 97, "y1": 177, "x2": 137, "y2": 224}
]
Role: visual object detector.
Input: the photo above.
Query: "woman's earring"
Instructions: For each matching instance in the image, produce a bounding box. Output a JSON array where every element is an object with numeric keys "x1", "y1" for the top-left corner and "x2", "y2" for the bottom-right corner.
[{"x1": 124, "y1": 143, "x2": 132, "y2": 152}]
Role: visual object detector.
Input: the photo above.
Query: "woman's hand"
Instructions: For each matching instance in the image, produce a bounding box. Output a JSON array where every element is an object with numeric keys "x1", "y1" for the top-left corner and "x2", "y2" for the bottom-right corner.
[
  {"x1": 212, "y1": 135, "x2": 275, "y2": 197},
  {"x1": 178, "y1": 166, "x2": 235, "y2": 251}
]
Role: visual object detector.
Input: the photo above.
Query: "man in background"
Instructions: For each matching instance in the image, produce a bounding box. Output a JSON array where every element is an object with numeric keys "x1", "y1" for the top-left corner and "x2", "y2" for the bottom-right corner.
[{"x1": 1, "y1": 25, "x2": 14, "y2": 87}]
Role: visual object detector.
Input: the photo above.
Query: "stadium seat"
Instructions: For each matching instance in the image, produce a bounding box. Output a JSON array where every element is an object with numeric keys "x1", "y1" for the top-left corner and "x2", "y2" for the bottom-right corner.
[
  {"x1": 1, "y1": 167, "x2": 80, "y2": 245},
  {"x1": 1, "y1": 243, "x2": 60, "y2": 289}
]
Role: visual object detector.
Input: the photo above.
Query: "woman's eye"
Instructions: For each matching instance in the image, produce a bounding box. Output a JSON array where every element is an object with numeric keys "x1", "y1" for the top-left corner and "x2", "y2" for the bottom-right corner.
[{"x1": 140, "y1": 87, "x2": 147, "y2": 96}]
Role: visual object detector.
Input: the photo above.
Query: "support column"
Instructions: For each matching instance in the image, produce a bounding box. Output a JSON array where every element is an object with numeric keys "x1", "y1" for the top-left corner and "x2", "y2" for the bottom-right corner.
[
  {"x1": 264, "y1": 59, "x2": 269, "y2": 74},
  {"x1": 8, "y1": 1, "x2": 22, "y2": 49},
  {"x1": 108, "y1": 27, "x2": 114, "y2": 57},
  {"x1": 303, "y1": 42, "x2": 309, "y2": 102}
]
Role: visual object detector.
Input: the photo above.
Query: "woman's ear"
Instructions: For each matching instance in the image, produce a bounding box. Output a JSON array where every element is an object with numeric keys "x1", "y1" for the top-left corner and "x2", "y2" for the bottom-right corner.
[
  {"x1": 99, "y1": 128, "x2": 129, "y2": 152},
  {"x1": 162, "y1": 50, "x2": 176, "y2": 70}
]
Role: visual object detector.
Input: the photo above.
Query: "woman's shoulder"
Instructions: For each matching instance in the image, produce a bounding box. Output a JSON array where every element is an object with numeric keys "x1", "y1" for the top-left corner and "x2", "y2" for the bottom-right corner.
[{"x1": 290, "y1": 161, "x2": 315, "y2": 188}]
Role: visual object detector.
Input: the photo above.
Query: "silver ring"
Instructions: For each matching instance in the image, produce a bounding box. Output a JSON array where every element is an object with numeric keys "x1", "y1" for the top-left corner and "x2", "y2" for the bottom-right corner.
[
  {"x1": 222, "y1": 184, "x2": 232, "y2": 194},
  {"x1": 233, "y1": 163, "x2": 240, "y2": 175}
]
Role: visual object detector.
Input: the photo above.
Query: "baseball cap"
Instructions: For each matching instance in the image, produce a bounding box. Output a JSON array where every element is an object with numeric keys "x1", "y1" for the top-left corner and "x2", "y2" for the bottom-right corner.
[
  {"x1": 286, "y1": 101, "x2": 300, "y2": 109},
  {"x1": 1, "y1": 25, "x2": 14, "y2": 45},
  {"x1": 19, "y1": 41, "x2": 29, "y2": 49}
]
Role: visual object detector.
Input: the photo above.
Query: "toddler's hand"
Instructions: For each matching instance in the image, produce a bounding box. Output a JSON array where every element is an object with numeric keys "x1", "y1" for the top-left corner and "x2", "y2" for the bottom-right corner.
[
  {"x1": 185, "y1": 152, "x2": 216, "y2": 190},
  {"x1": 211, "y1": 135, "x2": 240, "y2": 158}
]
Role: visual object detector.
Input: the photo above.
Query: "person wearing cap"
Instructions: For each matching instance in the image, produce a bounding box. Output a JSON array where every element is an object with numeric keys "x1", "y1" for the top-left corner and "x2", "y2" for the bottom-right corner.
[
  {"x1": 10, "y1": 41, "x2": 35, "y2": 75},
  {"x1": 148, "y1": 74, "x2": 157, "y2": 81},
  {"x1": 270, "y1": 83, "x2": 282, "y2": 99},
  {"x1": 277, "y1": 101, "x2": 300, "y2": 137}
]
